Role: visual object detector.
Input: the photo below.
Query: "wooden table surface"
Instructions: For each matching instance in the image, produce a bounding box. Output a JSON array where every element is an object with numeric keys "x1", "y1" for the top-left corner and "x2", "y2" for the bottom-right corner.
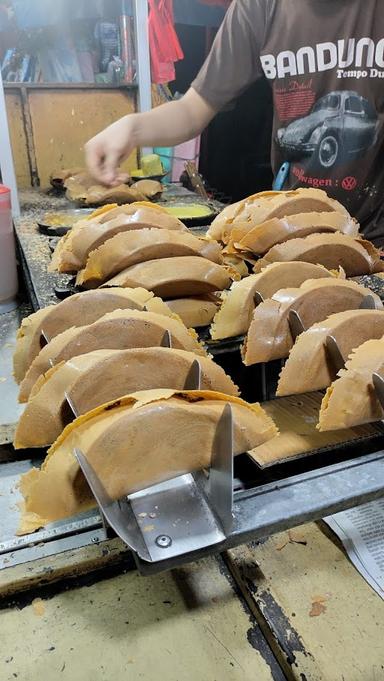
[{"x1": 1, "y1": 524, "x2": 383, "y2": 681}]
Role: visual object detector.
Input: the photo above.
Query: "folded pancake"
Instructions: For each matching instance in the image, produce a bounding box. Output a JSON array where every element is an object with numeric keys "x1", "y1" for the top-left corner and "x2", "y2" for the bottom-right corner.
[
  {"x1": 15, "y1": 348, "x2": 239, "y2": 448},
  {"x1": 60, "y1": 202, "x2": 166, "y2": 239},
  {"x1": 13, "y1": 287, "x2": 172, "y2": 383},
  {"x1": 66, "y1": 179, "x2": 149, "y2": 206},
  {"x1": 95, "y1": 201, "x2": 168, "y2": 224},
  {"x1": 277, "y1": 309, "x2": 384, "y2": 396},
  {"x1": 131, "y1": 179, "x2": 163, "y2": 198},
  {"x1": 68, "y1": 201, "x2": 167, "y2": 235},
  {"x1": 77, "y1": 202, "x2": 166, "y2": 227},
  {"x1": 235, "y1": 188, "x2": 349, "y2": 225},
  {"x1": 66, "y1": 200, "x2": 164, "y2": 236},
  {"x1": 64, "y1": 203, "x2": 119, "y2": 231},
  {"x1": 210, "y1": 262, "x2": 337, "y2": 341},
  {"x1": 318, "y1": 339, "x2": 384, "y2": 431},
  {"x1": 207, "y1": 189, "x2": 349, "y2": 243},
  {"x1": 228, "y1": 211, "x2": 359, "y2": 256},
  {"x1": 242, "y1": 278, "x2": 381, "y2": 366},
  {"x1": 18, "y1": 389, "x2": 278, "y2": 532},
  {"x1": 102, "y1": 256, "x2": 237, "y2": 298},
  {"x1": 76, "y1": 229, "x2": 222, "y2": 288},
  {"x1": 253, "y1": 233, "x2": 384, "y2": 277},
  {"x1": 64, "y1": 172, "x2": 98, "y2": 201},
  {"x1": 85, "y1": 183, "x2": 153, "y2": 205},
  {"x1": 207, "y1": 198, "x2": 248, "y2": 241},
  {"x1": 165, "y1": 296, "x2": 219, "y2": 328},
  {"x1": 49, "y1": 204, "x2": 187, "y2": 273},
  {"x1": 50, "y1": 167, "x2": 86, "y2": 188},
  {"x1": 19, "y1": 309, "x2": 207, "y2": 402},
  {"x1": 221, "y1": 254, "x2": 250, "y2": 278}
]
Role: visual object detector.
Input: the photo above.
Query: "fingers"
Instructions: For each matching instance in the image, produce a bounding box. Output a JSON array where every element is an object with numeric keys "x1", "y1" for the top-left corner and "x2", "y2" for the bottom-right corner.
[
  {"x1": 84, "y1": 137, "x2": 106, "y2": 185},
  {"x1": 116, "y1": 171, "x2": 131, "y2": 184},
  {"x1": 85, "y1": 115, "x2": 134, "y2": 186},
  {"x1": 85, "y1": 138, "x2": 123, "y2": 186},
  {"x1": 101, "y1": 148, "x2": 123, "y2": 186}
]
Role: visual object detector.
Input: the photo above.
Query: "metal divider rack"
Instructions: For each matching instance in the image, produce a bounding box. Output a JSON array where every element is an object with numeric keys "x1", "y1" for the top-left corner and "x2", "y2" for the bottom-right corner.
[{"x1": 3, "y1": 299, "x2": 384, "y2": 573}]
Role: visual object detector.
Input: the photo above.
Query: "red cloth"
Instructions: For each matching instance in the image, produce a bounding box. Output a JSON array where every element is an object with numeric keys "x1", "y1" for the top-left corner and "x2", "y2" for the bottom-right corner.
[{"x1": 148, "y1": 0, "x2": 184, "y2": 84}]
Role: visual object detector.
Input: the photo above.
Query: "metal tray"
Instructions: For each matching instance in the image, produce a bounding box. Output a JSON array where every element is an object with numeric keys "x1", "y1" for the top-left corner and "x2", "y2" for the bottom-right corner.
[
  {"x1": 10, "y1": 205, "x2": 384, "y2": 575},
  {"x1": 163, "y1": 202, "x2": 218, "y2": 226},
  {"x1": 0, "y1": 306, "x2": 29, "y2": 445},
  {"x1": 37, "y1": 208, "x2": 95, "y2": 236},
  {"x1": 1, "y1": 416, "x2": 383, "y2": 572},
  {"x1": 0, "y1": 458, "x2": 104, "y2": 570}
]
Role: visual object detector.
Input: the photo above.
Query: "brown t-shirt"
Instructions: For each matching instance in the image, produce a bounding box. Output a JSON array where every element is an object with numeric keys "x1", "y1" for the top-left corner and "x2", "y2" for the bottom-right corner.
[{"x1": 192, "y1": 0, "x2": 384, "y2": 245}]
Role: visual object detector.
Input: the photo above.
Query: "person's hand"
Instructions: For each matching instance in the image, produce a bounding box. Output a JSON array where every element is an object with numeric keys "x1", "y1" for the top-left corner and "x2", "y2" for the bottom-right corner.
[
  {"x1": 85, "y1": 115, "x2": 137, "y2": 186},
  {"x1": 85, "y1": 89, "x2": 215, "y2": 186}
]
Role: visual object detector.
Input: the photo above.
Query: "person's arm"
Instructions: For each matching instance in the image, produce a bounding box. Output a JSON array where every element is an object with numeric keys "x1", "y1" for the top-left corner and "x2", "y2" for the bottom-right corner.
[
  {"x1": 85, "y1": 88, "x2": 216, "y2": 185},
  {"x1": 86, "y1": 0, "x2": 267, "y2": 186}
]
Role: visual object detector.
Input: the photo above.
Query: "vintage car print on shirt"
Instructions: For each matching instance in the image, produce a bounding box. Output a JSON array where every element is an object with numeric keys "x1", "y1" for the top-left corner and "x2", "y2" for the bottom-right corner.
[{"x1": 276, "y1": 90, "x2": 378, "y2": 169}]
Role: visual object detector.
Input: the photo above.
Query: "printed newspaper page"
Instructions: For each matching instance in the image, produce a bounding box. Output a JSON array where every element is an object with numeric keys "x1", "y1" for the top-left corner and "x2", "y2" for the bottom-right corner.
[{"x1": 324, "y1": 499, "x2": 384, "y2": 600}]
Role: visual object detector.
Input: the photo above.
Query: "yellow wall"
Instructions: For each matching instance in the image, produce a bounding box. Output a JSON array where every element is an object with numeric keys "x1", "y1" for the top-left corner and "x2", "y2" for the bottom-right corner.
[
  {"x1": 5, "y1": 92, "x2": 31, "y2": 188},
  {"x1": 5, "y1": 86, "x2": 138, "y2": 188}
]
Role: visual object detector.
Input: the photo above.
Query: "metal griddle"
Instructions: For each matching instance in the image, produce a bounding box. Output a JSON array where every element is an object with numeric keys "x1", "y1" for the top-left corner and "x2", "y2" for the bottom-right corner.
[
  {"x1": 74, "y1": 398, "x2": 384, "y2": 575},
  {"x1": 1, "y1": 430, "x2": 383, "y2": 573},
  {"x1": 1, "y1": 207, "x2": 383, "y2": 574}
]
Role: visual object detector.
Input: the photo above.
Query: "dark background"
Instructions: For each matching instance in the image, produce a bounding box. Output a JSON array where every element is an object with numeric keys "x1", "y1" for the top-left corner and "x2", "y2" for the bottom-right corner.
[{"x1": 171, "y1": 16, "x2": 273, "y2": 203}]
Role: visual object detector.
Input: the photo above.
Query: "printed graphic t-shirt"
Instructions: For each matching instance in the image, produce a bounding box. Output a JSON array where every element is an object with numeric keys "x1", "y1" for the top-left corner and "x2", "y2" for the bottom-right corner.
[{"x1": 192, "y1": 0, "x2": 384, "y2": 245}]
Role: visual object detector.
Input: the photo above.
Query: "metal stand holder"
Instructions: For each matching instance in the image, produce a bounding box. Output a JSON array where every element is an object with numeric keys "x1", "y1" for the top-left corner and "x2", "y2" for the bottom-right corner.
[
  {"x1": 57, "y1": 328, "x2": 233, "y2": 565},
  {"x1": 75, "y1": 363, "x2": 235, "y2": 565},
  {"x1": 249, "y1": 292, "x2": 379, "y2": 402},
  {"x1": 322, "y1": 318, "x2": 384, "y2": 414},
  {"x1": 50, "y1": 298, "x2": 384, "y2": 573}
]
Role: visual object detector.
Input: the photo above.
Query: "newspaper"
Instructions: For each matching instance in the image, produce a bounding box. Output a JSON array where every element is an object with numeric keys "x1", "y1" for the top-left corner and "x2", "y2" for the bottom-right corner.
[{"x1": 324, "y1": 499, "x2": 384, "y2": 600}]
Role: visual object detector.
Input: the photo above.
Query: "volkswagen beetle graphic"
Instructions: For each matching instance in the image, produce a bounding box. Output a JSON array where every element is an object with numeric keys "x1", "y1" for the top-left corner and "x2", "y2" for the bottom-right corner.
[{"x1": 276, "y1": 91, "x2": 378, "y2": 169}]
